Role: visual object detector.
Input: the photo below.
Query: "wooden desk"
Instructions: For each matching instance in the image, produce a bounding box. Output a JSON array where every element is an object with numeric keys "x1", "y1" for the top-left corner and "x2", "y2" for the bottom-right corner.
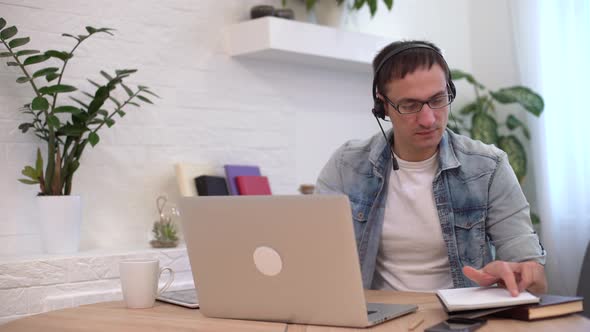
[{"x1": 1, "y1": 290, "x2": 588, "y2": 332}]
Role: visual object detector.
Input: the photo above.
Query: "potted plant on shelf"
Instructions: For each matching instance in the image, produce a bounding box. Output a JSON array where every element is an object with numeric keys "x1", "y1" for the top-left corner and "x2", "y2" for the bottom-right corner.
[
  {"x1": 0, "y1": 17, "x2": 158, "y2": 253},
  {"x1": 449, "y1": 69, "x2": 544, "y2": 228},
  {"x1": 281, "y1": 0, "x2": 394, "y2": 26}
]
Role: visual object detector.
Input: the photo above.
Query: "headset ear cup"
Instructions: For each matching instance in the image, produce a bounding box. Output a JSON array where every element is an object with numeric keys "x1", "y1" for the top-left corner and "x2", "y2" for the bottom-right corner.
[
  {"x1": 372, "y1": 100, "x2": 386, "y2": 119},
  {"x1": 448, "y1": 80, "x2": 457, "y2": 99}
]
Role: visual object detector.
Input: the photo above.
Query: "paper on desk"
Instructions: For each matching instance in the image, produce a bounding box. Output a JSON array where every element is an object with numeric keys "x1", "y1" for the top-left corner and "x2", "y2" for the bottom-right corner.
[{"x1": 437, "y1": 286, "x2": 540, "y2": 312}]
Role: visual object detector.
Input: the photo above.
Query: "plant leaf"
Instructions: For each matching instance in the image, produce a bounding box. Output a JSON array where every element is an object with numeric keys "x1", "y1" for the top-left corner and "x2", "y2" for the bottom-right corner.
[
  {"x1": 305, "y1": 0, "x2": 315, "y2": 11},
  {"x1": 490, "y1": 86, "x2": 544, "y2": 117},
  {"x1": 141, "y1": 89, "x2": 160, "y2": 98},
  {"x1": 46, "y1": 73, "x2": 60, "y2": 82},
  {"x1": 115, "y1": 69, "x2": 137, "y2": 76},
  {"x1": 116, "y1": 110, "x2": 126, "y2": 117},
  {"x1": 8, "y1": 37, "x2": 30, "y2": 48},
  {"x1": 506, "y1": 114, "x2": 530, "y2": 139},
  {"x1": 45, "y1": 50, "x2": 72, "y2": 61},
  {"x1": 19, "y1": 179, "x2": 39, "y2": 185},
  {"x1": 88, "y1": 132, "x2": 99, "y2": 146},
  {"x1": 383, "y1": 0, "x2": 394, "y2": 10},
  {"x1": 450, "y1": 69, "x2": 486, "y2": 89},
  {"x1": 498, "y1": 135, "x2": 527, "y2": 183},
  {"x1": 22, "y1": 165, "x2": 37, "y2": 178},
  {"x1": 108, "y1": 96, "x2": 121, "y2": 107},
  {"x1": 0, "y1": 26, "x2": 17, "y2": 40},
  {"x1": 0, "y1": 51, "x2": 12, "y2": 57},
  {"x1": 128, "y1": 101, "x2": 140, "y2": 107},
  {"x1": 100, "y1": 70, "x2": 113, "y2": 81},
  {"x1": 47, "y1": 115, "x2": 61, "y2": 128},
  {"x1": 137, "y1": 95, "x2": 153, "y2": 104},
  {"x1": 70, "y1": 97, "x2": 89, "y2": 109},
  {"x1": 16, "y1": 49, "x2": 40, "y2": 57},
  {"x1": 0, "y1": 18, "x2": 6, "y2": 31},
  {"x1": 31, "y1": 96, "x2": 49, "y2": 111},
  {"x1": 121, "y1": 83, "x2": 133, "y2": 97},
  {"x1": 61, "y1": 33, "x2": 80, "y2": 41},
  {"x1": 18, "y1": 122, "x2": 34, "y2": 133},
  {"x1": 6, "y1": 61, "x2": 19, "y2": 66},
  {"x1": 60, "y1": 124, "x2": 86, "y2": 136},
  {"x1": 54, "y1": 106, "x2": 82, "y2": 115},
  {"x1": 471, "y1": 112, "x2": 498, "y2": 145},
  {"x1": 105, "y1": 118, "x2": 115, "y2": 127},
  {"x1": 32, "y1": 67, "x2": 59, "y2": 78},
  {"x1": 39, "y1": 84, "x2": 77, "y2": 95},
  {"x1": 353, "y1": 0, "x2": 366, "y2": 10},
  {"x1": 87, "y1": 79, "x2": 101, "y2": 88},
  {"x1": 367, "y1": 0, "x2": 377, "y2": 16},
  {"x1": 531, "y1": 212, "x2": 540, "y2": 225},
  {"x1": 16, "y1": 76, "x2": 30, "y2": 83},
  {"x1": 23, "y1": 54, "x2": 49, "y2": 66}
]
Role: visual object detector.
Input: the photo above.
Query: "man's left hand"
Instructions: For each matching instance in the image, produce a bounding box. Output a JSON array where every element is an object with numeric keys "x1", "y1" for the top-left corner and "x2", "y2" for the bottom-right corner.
[{"x1": 462, "y1": 260, "x2": 547, "y2": 296}]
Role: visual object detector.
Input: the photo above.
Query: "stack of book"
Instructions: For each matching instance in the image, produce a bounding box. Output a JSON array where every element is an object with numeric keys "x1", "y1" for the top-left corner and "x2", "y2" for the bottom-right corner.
[{"x1": 437, "y1": 286, "x2": 584, "y2": 321}]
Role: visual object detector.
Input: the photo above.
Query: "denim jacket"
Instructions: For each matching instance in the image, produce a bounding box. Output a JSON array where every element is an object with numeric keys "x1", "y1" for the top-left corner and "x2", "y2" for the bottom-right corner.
[{"x1": 315, "y1": 129, "x2": 546, "y2": 289}]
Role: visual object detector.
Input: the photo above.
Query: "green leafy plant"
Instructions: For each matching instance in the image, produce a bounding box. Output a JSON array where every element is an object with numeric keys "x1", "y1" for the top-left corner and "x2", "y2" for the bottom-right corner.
[
  {"x1": 0, "y1": 17, "x2": 158, "y2": 196},
  {"x1": 283, "y1": 0, "x2": 394, "y2": 17},
  {"x1": 450, "y1": 69, "x2": 544, "y2": 225}
]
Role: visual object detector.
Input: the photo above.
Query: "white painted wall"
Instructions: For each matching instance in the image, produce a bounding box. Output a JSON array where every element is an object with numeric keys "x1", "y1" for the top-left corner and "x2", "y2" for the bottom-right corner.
[{"x1": 0, "y1": 0, "x2": 522, "y2": 256}]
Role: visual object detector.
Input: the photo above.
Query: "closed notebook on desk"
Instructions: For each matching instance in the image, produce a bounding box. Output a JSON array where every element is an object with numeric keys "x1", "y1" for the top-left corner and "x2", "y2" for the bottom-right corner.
[
  {"x1": 437, "y1": 286, "x2": 539, "y2": 312},
  {"x1": 493, "y1": 294, "x2": 583, "y2": 320},
  {"x1": 236, "y1": 175, "x2": 271, "y2": 195}
]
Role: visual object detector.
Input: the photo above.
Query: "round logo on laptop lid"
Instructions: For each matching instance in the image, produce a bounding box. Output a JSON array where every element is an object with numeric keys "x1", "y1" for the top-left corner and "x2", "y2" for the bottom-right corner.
[{"x1": 253, "y1": 246, "x2": 282, "y2": 276}]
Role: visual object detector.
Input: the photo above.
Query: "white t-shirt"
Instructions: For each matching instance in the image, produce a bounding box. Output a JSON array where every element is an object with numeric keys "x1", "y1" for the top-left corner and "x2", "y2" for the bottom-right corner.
[{"x1": 372, "y1": 152, "x2": 453, "y2": 291}]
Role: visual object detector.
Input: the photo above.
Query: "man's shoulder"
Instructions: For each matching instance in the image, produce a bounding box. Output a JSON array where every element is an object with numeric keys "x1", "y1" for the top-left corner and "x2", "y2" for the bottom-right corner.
[
  {"x1": 333, "y1": 131, "x2": 383, "y2": 162},
  {"x1": 447, "y1": 129, "x2": 506, "y2": 162}
]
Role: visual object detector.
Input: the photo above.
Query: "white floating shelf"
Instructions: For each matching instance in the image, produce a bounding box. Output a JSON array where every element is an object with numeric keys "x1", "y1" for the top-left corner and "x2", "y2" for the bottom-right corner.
[{"x1": 224, "y1": 17, "x2": 393, "y2": 73}]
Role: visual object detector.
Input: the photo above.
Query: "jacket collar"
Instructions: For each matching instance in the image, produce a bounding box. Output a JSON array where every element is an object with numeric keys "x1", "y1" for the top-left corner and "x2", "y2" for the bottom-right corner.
[{"x1": 369, "y1": 128, "x2": 461, "y2": 176}]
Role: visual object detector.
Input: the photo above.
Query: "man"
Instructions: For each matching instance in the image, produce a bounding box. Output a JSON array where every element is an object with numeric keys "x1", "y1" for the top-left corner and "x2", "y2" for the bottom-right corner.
[{"x1": 315, "y1": 40, "x2": 547, "y2": 296}]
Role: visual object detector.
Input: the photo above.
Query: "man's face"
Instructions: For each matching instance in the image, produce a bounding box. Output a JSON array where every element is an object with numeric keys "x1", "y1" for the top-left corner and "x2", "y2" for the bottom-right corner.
[{"x1": 381, "y1": 64, "x2": 449, "y2": 162}]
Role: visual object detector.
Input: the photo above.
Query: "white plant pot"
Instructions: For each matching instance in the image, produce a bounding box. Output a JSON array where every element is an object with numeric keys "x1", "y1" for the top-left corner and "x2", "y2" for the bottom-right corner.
[{"x1": 37, "y1": 195, "x2": 82, "y2": 254}]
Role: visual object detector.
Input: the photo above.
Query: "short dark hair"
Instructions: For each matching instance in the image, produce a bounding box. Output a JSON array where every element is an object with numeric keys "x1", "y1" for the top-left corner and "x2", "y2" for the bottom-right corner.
[{"x1": 372, "y1": 40, "x2": 450, "y2": 96}]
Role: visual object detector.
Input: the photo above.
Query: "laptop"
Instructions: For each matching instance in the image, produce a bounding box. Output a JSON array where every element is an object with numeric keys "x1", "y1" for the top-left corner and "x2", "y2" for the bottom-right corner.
[{"x1": 178, "y1": 194, "x2": 417, "y2": 328}]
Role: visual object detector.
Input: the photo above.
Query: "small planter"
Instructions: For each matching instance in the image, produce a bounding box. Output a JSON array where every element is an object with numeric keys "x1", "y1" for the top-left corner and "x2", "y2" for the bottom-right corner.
[{"x1": 37, "y1": 195, "x2": 82, "y2": 254}]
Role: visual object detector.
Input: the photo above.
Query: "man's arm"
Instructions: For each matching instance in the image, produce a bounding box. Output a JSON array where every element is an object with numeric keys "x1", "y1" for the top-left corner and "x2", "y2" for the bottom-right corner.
[{"x1": 465, "y1": 153, "x2": 547, "y2": 295}]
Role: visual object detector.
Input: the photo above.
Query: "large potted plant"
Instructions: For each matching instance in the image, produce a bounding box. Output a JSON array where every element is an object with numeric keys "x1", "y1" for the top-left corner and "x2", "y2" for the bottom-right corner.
[
  {"x1": 0, "y1": 17, "x2": 158, "y2": 253},
  {"x1": 449, "y1": 69, "x2": 544, "y2": 227}
]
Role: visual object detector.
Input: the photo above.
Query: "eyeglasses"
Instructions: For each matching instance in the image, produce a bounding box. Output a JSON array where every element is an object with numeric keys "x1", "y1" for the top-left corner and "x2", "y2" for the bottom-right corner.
[{"x1": 383, "y1": 93, "x2": 454, "y2": 114}]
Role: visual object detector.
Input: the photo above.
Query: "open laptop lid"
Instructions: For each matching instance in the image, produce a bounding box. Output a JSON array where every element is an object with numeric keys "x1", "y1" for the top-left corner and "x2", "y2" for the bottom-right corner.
[{"x1": 179, "y1": 194, "x2": 371, "y2": 327}]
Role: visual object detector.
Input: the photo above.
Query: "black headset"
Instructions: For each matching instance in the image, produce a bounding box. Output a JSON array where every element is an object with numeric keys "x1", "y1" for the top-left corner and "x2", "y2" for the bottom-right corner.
[{"x1": 371, "y1": 43, "x2": 456, "y2": 119}]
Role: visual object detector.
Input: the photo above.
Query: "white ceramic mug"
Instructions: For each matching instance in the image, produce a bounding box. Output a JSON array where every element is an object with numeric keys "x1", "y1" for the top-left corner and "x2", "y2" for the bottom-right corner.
[{"x1": 119, "y1": 259, "x2": 175, "y2": 308}]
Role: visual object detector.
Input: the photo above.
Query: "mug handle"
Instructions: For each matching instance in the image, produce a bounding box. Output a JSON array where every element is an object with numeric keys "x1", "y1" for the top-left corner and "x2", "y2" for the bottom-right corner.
[{"x1": 157, "y1": 267, "x2": 175, "y2": 296}]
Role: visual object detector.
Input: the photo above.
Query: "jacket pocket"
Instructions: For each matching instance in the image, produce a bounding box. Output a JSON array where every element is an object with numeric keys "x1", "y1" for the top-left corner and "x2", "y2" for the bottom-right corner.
[
  {"x1": 454, "y1": 208, "x2": 487, "y2": 268},
  {"x1": 349, "y1": 197, "x2": 372, "y2": 245}
]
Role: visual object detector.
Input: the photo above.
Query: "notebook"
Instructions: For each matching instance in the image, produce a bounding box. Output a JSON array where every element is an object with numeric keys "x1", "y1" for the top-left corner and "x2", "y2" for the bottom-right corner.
[
  {"x1": 174, "y1": 163, "x2": 216, "y2": 196},
  {"x1": 224, "y1": 165, "x2": 261, "y2": 195},
  {"x1": 437, "y1": 287, "x2": 540, "y2": 312},
  {"x1": 235, "y1": 175, "x2": 271, "y2": 195},
  {"x1": 195, "y1": 175, "x2": 229, "y2": 196},
  {"x1": 493, "y1": 294, "x2": 583, "y2": 320},
  {"x1": 178, "y1": 195, "x2": 418, "y2": 327}
]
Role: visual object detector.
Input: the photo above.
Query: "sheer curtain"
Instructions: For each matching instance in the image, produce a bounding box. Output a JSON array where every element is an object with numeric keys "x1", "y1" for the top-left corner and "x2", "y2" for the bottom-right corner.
[{"x1": 510, "y1": 0, "x2": 590, "y2": 295}]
